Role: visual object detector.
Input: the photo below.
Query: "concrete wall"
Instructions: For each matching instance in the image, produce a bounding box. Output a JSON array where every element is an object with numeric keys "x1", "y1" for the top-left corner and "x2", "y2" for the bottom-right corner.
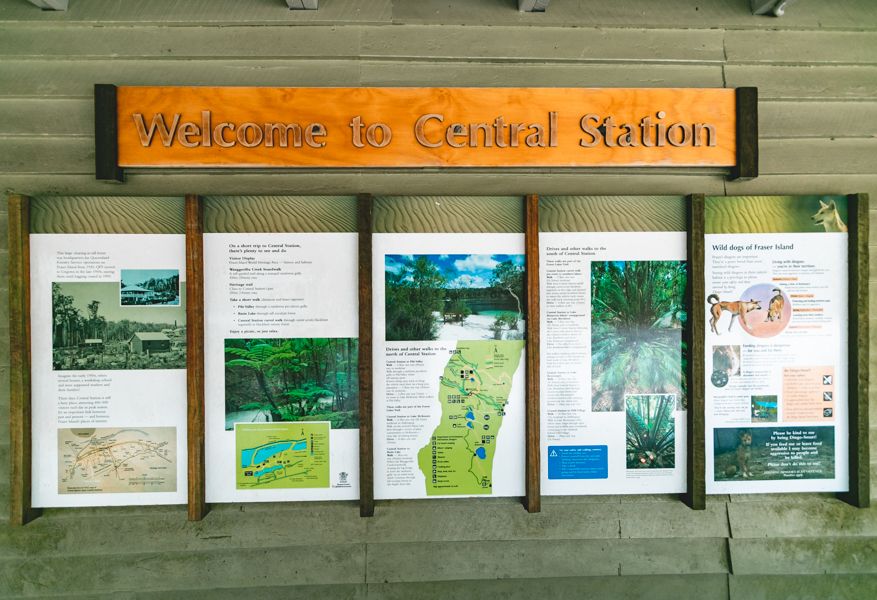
[{"x1": 1, "y1": 1, "x2": 876, "y2": 598}]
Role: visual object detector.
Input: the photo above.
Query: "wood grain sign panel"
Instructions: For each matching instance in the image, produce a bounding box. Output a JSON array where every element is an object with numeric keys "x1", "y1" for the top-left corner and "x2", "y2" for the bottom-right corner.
[{"x1": 110, "y1": 87, "x2": 739, "y2": 171}]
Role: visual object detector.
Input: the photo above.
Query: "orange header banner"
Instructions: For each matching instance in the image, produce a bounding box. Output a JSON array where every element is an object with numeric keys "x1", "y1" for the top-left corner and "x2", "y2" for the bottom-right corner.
[{"x1": 98, "y1": 86, "x2": 753, "y2": 178}]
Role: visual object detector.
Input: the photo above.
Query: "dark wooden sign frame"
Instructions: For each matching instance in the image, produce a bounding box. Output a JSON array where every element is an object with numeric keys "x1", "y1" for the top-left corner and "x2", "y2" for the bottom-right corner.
[{"x1": 7, "y1": 193, "x2": 867, "y2": 526}]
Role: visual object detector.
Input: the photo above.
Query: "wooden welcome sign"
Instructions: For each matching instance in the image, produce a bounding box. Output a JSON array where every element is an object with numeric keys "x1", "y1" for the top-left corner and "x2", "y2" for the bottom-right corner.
[{"x1": 95, "y1": 86, "x2": 757, "y2": 181}]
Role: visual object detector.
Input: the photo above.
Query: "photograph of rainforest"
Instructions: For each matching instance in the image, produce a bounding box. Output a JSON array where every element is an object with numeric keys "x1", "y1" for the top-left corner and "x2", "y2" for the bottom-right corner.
[
  {"x1": 224, "y1": 337, "x2": 358, "y2": 431},
  {"x1": 591, "y1": 260, "x2": 687, "y2": 412},
  {"x1": 385, "y1": 253, "x2": 525, "y2": 342}
]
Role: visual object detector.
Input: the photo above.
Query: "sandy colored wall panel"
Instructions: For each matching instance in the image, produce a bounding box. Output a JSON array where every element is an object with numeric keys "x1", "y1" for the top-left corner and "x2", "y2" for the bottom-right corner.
[
  {"x1": 539, "y1": 196, "x2": 686, "y2": 232},
  {"x1": 373, "y1": 196, "x2": 522, "y2": 233},
  {"x1": 29, "y1": 197, "x2": 185, "y2": 234},
  {"x1": 203, "y1": 196, "x2": 357, "y2": 233}
]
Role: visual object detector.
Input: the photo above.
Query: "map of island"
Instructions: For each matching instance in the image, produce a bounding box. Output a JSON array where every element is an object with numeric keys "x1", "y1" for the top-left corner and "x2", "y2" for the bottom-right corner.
[
  {"x1": 236, "y1": 422, "x2": 330, "y2": 489},
  {"x1": 58, "y1": 427, "x2": 177, "y2": 494},
  {"x1": 417, "y1": 340, "x2": 524, "y2": 495}
]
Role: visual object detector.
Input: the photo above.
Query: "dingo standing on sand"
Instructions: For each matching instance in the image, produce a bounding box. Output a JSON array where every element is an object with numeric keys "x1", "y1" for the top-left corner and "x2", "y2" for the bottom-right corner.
[
  {"x1": 765, "y1": 288, "x2": 785, "y2": 322},
  {"x1": 707, "y1": 294, "x2": 761, "y2": 335},
  {"x1": 811, "y1": 199, "x2": 848, "y2": 232}
]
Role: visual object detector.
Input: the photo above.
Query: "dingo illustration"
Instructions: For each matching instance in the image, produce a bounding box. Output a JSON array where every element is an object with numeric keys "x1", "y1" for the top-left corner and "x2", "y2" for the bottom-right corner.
[
  {"x1": 811, "y1": 199, "x2": 848, "y2": 232},
  {"x1": 765, "y1": 288, "x2": 785, "y2": 322},
  {"x1": 707, "y1": 294, "x2": 761, "y2": 335}
]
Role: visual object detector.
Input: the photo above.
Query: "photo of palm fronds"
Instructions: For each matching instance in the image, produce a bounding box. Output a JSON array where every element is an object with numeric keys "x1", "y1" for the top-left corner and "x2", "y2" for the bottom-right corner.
[
  {"x1": 626, "y1": 394, "x2": 675, "y2": 469},
  {"x1": 591, "y1": 260, "x2": 687, "y2": 412}
]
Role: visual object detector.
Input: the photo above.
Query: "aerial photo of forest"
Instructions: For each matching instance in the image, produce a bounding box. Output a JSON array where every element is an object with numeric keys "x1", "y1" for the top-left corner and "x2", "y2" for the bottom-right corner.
[{"x1": 224, "y1": 337, "x2": 358, "y2": 431}]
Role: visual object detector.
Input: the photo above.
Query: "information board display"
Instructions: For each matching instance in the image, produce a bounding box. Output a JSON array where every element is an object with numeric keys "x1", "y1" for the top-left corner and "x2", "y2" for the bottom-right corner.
[
  {"x1": 30, "y1": 234, "x2": 188, "y2": 507},
  {"x1": 373, "y1": 233, "x2": 527, "y2": 499},
  {"x1": 540, "y1": 231, "x2": 688, "y2": 494},
  {"x1": 705, "y1": 196, "x2": 849, "y2": 493},
  {"x1": 204, "y1": 233, "x2": 360, "y2": 502}
]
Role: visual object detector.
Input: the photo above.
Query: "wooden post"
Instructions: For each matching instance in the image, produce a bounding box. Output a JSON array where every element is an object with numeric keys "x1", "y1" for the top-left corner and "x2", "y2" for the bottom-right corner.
[
  {"x1": 524, "y1": 194, "x2": 541, "y2": 513},
  {"x1": 729, "y1": 87, "x2": 759, "y2": 181},
  {"x1": 684, "y1": 194, "x2": 706, "y2": 510},
  {"x1": 94, "y1": 84, "x2": 124, "y2": 182},
  {"x1": 358, "y1": 194, "x2": 375, "y2": 518},
  {"x1": 185, "y1": 195, "x2": 208, "y2": 521},
  {"x1": 839, "y1": 193, "x2": 870, "y2": 508},
  {"x1": 8, "y1": 194, "x2": 40, "y2": 526}
]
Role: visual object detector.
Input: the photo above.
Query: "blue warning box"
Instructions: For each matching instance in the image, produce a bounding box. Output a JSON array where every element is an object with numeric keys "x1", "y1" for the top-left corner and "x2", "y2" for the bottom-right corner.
[{"x1": 547, "y1": 445, "x2": 608, "y2": 479}]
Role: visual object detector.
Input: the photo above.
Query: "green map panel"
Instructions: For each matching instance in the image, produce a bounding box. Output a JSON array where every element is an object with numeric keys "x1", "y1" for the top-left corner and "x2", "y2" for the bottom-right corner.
[
  {"x1": 418, "y1": 340, "x2": 524, "y2": 496},
  {"x1": 236, "y1": 422, "x2": 330, "y2": 489}
]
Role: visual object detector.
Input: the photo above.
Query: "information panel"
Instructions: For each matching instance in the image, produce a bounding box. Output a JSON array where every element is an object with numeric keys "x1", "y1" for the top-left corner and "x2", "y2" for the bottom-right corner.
[
  {"x1": 540, "y1": 232, "x2": 688, "y2": 494},
  {"x1": 31, "y1": 234, "x2": 188, "y2": 507},
  {"x1": 373, "y1": 233, "x2": 526, "y2": 499},
  {"x1": 705, "y1": 196, "x2": 849, "y2": 494},
  {"x1": 204, "y1": 233, "x2": 359, "y2": 502}
]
